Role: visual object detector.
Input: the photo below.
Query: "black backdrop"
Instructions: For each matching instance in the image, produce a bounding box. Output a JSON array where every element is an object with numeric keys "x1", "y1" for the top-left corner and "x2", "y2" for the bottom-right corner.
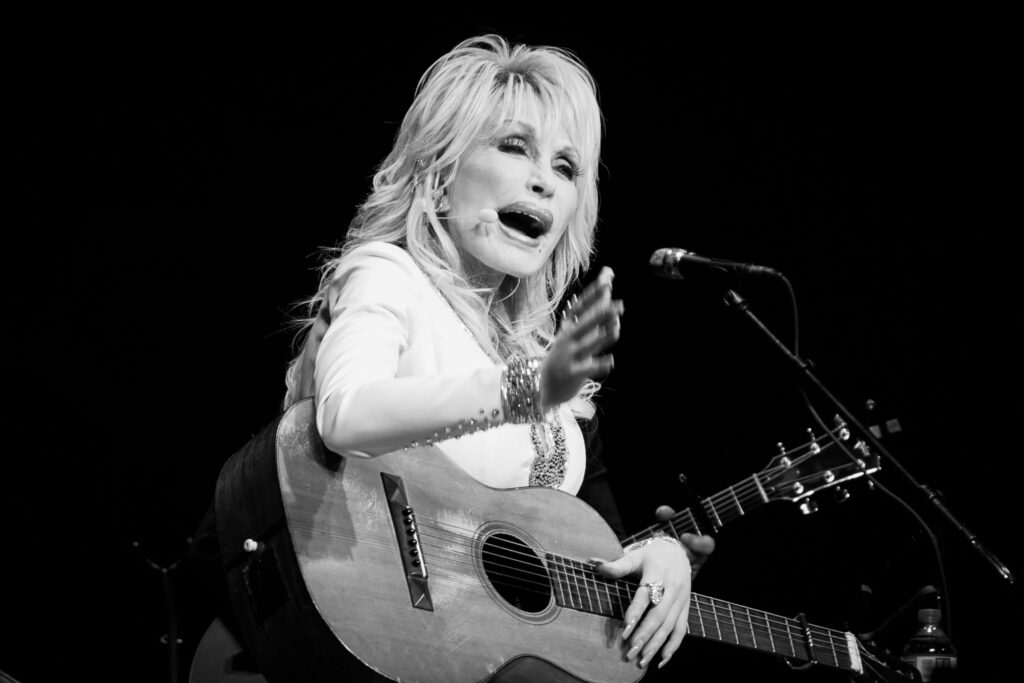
[{"x1": 7, "y1": 23, "x2": 1020, "y2": 683}]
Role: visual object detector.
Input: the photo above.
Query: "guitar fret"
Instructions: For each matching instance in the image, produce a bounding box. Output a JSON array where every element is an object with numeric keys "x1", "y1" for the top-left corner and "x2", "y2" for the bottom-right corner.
[
  {"x1": 703, "y1": 499, "x2": 724, "y2": 530},
  {"x1": 567, "y1": 560, "x2": 583, "y2": 609},
  {"x1": 783, "y1": 617, "x2": 799, "y2": 660},
  {"x1": 752, "y1": 473, "x2": 769, "y2": 503},
  {"x1": 597, "y1": 573, "x2": 615, "y2": 616},
  {"x1": 752, "y1": 608, "x2": 775, "y2": 654},
  {"x1": 575, "y1": 560, "x2": 595, "y2": 613},
  {"x1": 708, "y1": 598, "x2": 727, "y2": 644},
  {"x1": 692, "y1": 596, "x2": 707, "y2": 638},
  {"x1": 548, "y1": 555, "x2": 565, "y2": 608},
  {"x1": 727, "y1": 601, "x2": 747, "y2": 647},
  {"x1": 827, "y1": 628, "x2": 841, "y2": 667},
  {"x1": 681, "y1": 509, "x2": 700, "y2": 535},
  {"x1": 614, "y1": 578, "x2": 628, "y2": 617},
  {"x1": 814, "y1": 627, "x2": 842, "y2": 668},
  {"x1": 667, "y1": 517, "x2": 680, "y2": 538},
  {"x1": 685, "y1": 595, "x2": 859, "y2": 675},
  {"x1": 729, "y1": 486, "x2": 745, "y2": 515},
  {"x1": 745, "y1": 605, "x2": 757, "y2": 650},
  {"x1": 548, "y1": 554, "x2": 623, "y2": 617}
]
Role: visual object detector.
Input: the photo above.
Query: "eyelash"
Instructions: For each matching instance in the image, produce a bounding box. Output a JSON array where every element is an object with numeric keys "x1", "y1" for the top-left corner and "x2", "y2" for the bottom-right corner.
[{"x1": 498, "y1": 136, "x2": 581, "y2": 181}]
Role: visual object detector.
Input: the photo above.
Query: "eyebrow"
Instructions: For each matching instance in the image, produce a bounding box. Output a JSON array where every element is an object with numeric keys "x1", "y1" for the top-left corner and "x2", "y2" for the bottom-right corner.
[{"x1": 500, "y1": 119, "x2": 580, "y2": 160}]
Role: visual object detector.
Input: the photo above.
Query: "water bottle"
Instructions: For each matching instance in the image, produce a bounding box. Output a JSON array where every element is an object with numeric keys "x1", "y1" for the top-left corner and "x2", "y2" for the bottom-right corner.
[{"x1": 901, "y1": 608, "x2": 957, "y2": 681}]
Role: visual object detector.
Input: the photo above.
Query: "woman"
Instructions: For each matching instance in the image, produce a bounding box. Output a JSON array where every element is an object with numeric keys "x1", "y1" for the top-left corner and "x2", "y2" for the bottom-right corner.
[{"x1": 279, "y1": 35, "x2": 711, "y2": 672}]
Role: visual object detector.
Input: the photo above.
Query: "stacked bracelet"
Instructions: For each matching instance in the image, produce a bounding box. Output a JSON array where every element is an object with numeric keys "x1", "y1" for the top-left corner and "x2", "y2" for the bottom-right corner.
[
  {"x1": 623, "y1": 536, "x2": 682, "y2": 554},
  {"x1": 500, "y1": 356, "x2": 546, "y2": 424}
]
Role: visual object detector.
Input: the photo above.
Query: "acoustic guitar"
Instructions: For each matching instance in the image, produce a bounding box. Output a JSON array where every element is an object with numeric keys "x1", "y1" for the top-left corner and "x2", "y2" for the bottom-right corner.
[{"x1": 194, "y1": 399, "x2": 914, "y2": 682}]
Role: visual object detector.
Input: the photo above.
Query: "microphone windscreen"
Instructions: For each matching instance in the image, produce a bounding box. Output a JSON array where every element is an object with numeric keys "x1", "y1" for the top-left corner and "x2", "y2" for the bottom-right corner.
[{"x1": 478, "y1": 208, "x2": 499, "y2": 224}]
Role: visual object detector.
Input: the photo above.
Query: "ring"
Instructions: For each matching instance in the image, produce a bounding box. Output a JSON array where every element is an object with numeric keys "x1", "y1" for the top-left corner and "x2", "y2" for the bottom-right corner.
[
  {"x1": 562, "y1": 298, "x2": 579, "y2": 325},
  {"x1": 642, "y1": 581, "x2": 665, "y2": 605}
]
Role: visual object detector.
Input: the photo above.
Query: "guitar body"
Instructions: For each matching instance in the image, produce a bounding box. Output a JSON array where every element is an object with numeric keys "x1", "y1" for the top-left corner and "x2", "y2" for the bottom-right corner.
[{"x1": 215, "y1": 399, "x2": 640, "y2": 683}]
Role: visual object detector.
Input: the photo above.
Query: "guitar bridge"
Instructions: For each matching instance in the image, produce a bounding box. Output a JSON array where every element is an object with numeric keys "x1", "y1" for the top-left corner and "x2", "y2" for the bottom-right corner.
[{"x1": 381, "y1": 472, "x2": 434, "y2": 611}]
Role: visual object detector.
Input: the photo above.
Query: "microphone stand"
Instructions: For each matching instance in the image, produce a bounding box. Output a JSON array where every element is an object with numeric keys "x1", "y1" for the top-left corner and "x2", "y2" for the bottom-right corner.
[{"x1": 721, "y1": 287, "x2": 1015, "y2": 587}]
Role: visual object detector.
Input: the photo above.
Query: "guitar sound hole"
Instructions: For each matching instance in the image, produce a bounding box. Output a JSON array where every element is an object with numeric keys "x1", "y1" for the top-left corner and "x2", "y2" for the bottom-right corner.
[{"x1": 481, "y1": 533, "x2": 551, "y2": 614}]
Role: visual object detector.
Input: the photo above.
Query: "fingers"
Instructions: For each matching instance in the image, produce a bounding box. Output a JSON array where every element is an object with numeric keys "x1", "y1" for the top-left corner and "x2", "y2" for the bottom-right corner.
[
  {"x1": 656, "y1": 609, "x2": 690, "y2": 670},
  {"x1": 642, "y1": 599, "x2": 685, "y2": 669},
  {"x1": 589, "y1": 553, "x2": 639, "y2": 579},
  {"x1": 620, "y1": 580, "x2": 652, "y2": 645},
  {"x1": 573, "y1": 266, "x2": 615, "y2": 311},
  {"x1": 569, "y1": 296, "x2": 622, "y2": 343},
  {"x1": 679, "y1": 533, "x2": 717, "y2": 558},
  {"x1": 654, "y1": 505, "x2": 676, "y2": 522},
  {"x1": 623, "y1": 581, "x2": 687, "y2": 669},
  {"x1": 572, "y1": 303, "x2": 622, "y2": 358}
]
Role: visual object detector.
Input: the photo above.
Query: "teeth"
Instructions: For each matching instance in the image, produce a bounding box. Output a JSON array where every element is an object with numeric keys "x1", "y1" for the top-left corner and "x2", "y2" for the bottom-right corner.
[{"x1": 498, "y1": 209, "x2": 546, "y2": 238}]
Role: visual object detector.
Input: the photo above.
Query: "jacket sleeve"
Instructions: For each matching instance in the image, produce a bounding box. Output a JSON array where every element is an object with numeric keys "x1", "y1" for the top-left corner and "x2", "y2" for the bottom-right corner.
[{"x1": 314, "y1": 245, "x2": 505, "y2": 458}]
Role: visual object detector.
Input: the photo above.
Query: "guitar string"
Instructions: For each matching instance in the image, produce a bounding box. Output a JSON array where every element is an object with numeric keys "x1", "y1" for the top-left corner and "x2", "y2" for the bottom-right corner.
[
  {"x1": 857, "y1": 645, "x2": 895, "y2": 680},
  {"x1": 346, "y1": 531, "x2": 851, "y2": 663},
  {"x1": 623, "y1": 437, "x2": 855, "y2": 545},
  {"x1": 623, "y1": 446, "x2": 834, "y2": 543},
  {"x1": 283, "y1": 461, "x2": 855, "y2": 651},
  {"x1": 287, "y1": 516, "x2": 850, "y2": 653},
  {"x1": 411, "y1": 462, "x2": 848, "y2": 572},
  {"x1": 285, "y1": 463, "x2": 842, "y2": 586},
  {"x1": 697, "y1": 438, "x2": 845, "y2": 519},
  {"x1": 408, "y1": 522, "x2": 850, "y2": 653},
  {"x1": 293, "y1": 518, "x2": 849, "y2": 662}
]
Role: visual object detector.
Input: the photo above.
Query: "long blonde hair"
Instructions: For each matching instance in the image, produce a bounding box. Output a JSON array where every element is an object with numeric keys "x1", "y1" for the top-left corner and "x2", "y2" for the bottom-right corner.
[{"x1": 290, "y1": 34, "x2": 604, "y2": 413}]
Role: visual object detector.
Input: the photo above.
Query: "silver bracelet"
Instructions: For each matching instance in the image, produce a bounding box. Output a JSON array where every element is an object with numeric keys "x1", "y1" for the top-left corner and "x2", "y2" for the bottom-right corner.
[
  {"x1": 623, "y1": 535, "x2": 682, "y2": 554},
  {"x1": 500, "y1": 356, "x2": 545, "y2": 424}
]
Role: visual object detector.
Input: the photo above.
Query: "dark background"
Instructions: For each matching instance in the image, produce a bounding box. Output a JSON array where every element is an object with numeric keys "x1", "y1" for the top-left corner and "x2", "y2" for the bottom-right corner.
[{"x1": 7, "y1": 22, "x2": 1020, "y2": 682}]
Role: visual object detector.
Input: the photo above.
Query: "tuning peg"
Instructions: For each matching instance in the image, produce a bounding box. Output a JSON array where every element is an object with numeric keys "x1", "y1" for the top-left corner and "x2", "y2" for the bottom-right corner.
[
  {"x1": 799, "y1": 500, "x2": 819, "y2": 515},
  {"x1": 828, "y1": 415, "x2": 850, "y2": 441},
  {"x1": 806, "y1": 428, "x2": 821, "y2": 454},
  {"x1": 834, "y1": 486, "x2": 851, "y2": 503}
]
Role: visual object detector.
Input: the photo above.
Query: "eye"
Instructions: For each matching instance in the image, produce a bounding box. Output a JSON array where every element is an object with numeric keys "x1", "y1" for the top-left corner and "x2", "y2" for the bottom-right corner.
[
  {"x1": 554, "y1": 157, "x2": 582, "y2": 181},
  {"x1": 498, "y1": 135, "x2": 530, "y2": 155}
]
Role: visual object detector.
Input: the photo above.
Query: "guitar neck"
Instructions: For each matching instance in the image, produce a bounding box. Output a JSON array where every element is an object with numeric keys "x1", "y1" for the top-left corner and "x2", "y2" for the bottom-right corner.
[
  {"x1": 621, "y1": 472, "x2": 771, "y2": 544},
  {"x1": 545, "y1": 554, "x2": 861, "y2": 675}
]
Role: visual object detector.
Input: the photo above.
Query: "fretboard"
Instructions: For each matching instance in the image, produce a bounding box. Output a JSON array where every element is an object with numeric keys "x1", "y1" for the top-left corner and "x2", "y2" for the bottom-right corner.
[
  {"x1": 544, "y1": 553, "x2": 861, "y2": 674},
  {"x1": 620, "y1": 472, "x2": 772, "y2": 544}
]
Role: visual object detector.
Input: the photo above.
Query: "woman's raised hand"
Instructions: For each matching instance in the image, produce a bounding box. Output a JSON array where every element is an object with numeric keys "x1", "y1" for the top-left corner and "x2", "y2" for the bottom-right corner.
[{"x1": 540, "y1": 267, "x2": 623, "y2": 409}]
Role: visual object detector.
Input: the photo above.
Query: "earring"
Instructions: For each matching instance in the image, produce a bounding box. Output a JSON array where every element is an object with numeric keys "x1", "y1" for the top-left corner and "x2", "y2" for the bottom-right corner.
[
  {"x1": 433, "y1": 188, "x2": 451, "y2": 213},
  {"x1": 422, "y1": 164, "x2": 450, "y2": 214}
]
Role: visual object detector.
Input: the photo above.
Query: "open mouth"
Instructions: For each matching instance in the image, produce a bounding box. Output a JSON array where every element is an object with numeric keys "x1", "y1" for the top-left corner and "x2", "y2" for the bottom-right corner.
[{"x1": 497, "y1": 205, "x2": 553, "y2": 240}]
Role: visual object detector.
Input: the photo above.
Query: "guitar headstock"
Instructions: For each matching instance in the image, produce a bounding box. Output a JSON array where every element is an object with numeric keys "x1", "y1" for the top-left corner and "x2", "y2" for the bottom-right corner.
[{"x1": 758, "y1": 417, "x2": 881, "y2": 511}]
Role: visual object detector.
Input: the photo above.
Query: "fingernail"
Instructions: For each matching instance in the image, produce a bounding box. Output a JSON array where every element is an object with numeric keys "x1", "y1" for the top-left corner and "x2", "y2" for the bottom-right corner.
[
  {"x1": 658, "y1": 654, "x2": 672, "y2": 670},
  {"x1": 626, "y1": 645, "x2": 640, "y2": 661},
  {"x1": 639, "y1": 654, "x2": 650, "y2": 668},
  {"x1": 586, "y1": 557, "x2": 607, "y2": 565},
  {"x1": 621, "y1": 618, "x2": 637, "y2": 640}
]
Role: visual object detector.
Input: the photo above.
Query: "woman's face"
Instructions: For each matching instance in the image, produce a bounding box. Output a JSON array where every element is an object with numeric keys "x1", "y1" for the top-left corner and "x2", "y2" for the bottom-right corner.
[{"x1": 443, "y1": 102, "x2": 581, "y2": 285}]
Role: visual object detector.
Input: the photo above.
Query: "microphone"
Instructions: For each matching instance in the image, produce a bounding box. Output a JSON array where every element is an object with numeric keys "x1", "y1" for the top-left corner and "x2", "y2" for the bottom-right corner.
[
  {"x1": 650, "y1": 247, "x2": 782, "y2": 281},
  {"x1": 478, "y1": 208, "x2": 499, "y2": 223}
]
